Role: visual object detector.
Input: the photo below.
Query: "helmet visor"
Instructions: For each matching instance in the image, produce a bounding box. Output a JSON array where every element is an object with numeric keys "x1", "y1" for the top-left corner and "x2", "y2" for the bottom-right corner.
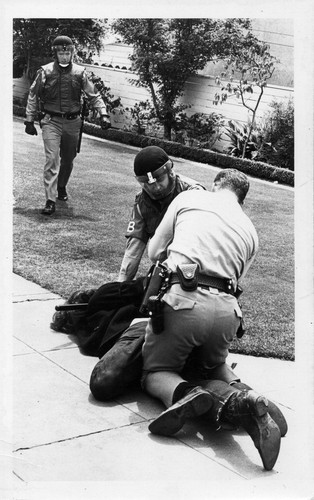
[
  {"x1": 135, "y1": 160, "x2": 172, "y2": 185},
  {"x1": 135, "y1": 160, "x2": 175, "y2": 200},
  {"x1": 53, "y1": 44, "x2": 74, "y2": 52}
]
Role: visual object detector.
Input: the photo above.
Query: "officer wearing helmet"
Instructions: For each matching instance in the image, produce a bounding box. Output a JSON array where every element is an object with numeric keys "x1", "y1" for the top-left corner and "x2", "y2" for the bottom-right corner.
[
  {"x1": 24, "y1": 35, "x2": 111, "y2": 215},
  {"x1": 118, "y1": 146, "x2": 205, "y2": 281}
]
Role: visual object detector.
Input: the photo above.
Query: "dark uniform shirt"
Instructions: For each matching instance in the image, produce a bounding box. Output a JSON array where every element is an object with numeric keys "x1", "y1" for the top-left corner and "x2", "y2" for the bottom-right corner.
[
  {"x1": 118, "y1": 174, "x2": 205, "y2": 281},
  {"x1": 26, "y1": 62, "x2": 107, "y2": 120}
]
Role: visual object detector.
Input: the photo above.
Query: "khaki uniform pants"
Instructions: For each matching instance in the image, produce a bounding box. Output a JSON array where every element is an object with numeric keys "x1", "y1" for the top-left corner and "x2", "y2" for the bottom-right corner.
[{"x1": 142, "y1": 284, "x2": 242, "y2": 376}]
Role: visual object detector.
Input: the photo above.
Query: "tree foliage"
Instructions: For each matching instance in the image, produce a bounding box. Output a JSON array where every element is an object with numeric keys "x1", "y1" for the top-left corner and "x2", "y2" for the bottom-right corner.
[
  {"x1": 214, "y1": 33, "x2": 279, "y2": 158},
  {"x1": 112, "y1": 18, "x2": 254, "y2": 139},
  {"x1": 259, "y1": 98, "x2": 294, "y2": 170},
  {"x1": 13, "y1": 18, "x2": 108, "y2": 80}
]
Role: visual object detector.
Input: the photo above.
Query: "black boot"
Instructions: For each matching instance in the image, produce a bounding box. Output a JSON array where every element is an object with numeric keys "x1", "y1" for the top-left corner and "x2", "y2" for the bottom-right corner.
[
  {"x1": 221, "y1": 389, "x2": 281, "y2": 470},
  {"x1": 41, "y1": 200, "x2": 55, "y2": 215},
  {"x1": 232, "y1": 382, "x2": 288, "y2": 437},
  {"x1": 57, "y1": 187, "x2": 68, "y2": 201},
  {"x1": 149, "y1": 386, "x2": 214, "y2": 436}
]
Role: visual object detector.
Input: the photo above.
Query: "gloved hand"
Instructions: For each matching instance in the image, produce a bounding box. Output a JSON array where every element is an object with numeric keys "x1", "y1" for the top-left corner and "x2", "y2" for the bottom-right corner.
[
  {"x1": 100, "y1": 115, "x2": 111, "y2": 130},
  {"x1": 24, "y1": 121, "x2": 38, "y2": 136}
]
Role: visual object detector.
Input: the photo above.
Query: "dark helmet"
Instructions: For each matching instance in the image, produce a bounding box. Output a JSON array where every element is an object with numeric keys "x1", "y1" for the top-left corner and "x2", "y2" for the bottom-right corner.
[
  {"x1": 134, "y1": 146, "x2": 176, "y2": 200},
  {"x1": 52, "y1": 35, "x2": 74, "y2": 57}
]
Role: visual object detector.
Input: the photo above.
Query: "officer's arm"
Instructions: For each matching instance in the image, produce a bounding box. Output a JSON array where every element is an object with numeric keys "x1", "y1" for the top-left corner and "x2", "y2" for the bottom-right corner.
[
  {"x1": 117, "y1": 199, "x2": 148, "y2": 281},
  {"x1": 177, "y1": 174, "x2": 206, "y2": 191},
  {"x1": 117, "y1": 237, "x2": 147, "y2": 282},
  {"x1": 148, "y1": 197, "x2": 178, "y2": 262},
  {"x1": 188, "y1": 182, "x2": 206, "y2": 191},
  {"x1": 25, "y1": 69, "x2": 43, "y2": 122},
  {"x1": 239, "y1": 230, "x2": 259, "y2": 282},
  {"x1": 82, "y1": 70, "x2": 109, "y2": 118}
]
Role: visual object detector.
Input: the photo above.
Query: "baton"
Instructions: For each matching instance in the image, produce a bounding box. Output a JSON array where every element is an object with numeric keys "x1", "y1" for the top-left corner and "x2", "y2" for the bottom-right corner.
[
  {"x1": 55, "y1": 303, "x2": 89, "y2": 312},
  {"x1": 77, "y1": 99, "x2": 87, "y2": 153}
]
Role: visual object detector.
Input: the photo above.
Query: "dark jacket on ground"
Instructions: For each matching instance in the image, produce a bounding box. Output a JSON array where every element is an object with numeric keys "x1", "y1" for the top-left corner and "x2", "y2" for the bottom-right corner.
[{"x1": 51, "y1": 278, "x2": 146, "y2": 357}]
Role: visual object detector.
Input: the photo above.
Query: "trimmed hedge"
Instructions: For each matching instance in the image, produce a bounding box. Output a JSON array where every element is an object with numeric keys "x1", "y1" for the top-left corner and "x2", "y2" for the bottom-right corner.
[
  {"x1": 83, "y1": 122, "x2": 294, "y2": 187},
  {"x1": 13, "y1": 106, "x2": 294, "y2": 187}
]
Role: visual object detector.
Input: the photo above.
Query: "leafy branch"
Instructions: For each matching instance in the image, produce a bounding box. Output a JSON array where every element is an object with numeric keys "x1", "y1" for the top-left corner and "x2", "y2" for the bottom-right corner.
[{"x1": 214, "y1": 34, "x2": 279, "y2": 158}]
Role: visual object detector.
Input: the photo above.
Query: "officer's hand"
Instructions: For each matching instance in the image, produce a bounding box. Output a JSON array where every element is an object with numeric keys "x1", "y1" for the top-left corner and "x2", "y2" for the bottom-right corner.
[
  {"x1": 24, "y1": 121, "x2": 38, "y2": 136},
  {"x1": 100, "y1": 116, "x2": 111, "y2": 130}
]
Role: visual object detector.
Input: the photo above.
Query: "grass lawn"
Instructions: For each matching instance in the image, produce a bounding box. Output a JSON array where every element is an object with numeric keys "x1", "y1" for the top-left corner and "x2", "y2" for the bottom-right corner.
[{"x1": 13, "y1": 116, "x2": 294, "y2": 360}]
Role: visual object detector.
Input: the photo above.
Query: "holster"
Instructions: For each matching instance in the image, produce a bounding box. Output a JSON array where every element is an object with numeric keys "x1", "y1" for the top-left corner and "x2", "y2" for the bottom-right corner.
[
  {"x1": 38, "y1": 111, "x2": 46, "y2": 128},
  {"x1": 139, "y1": 262, "x2": 168, "y2": 314},
  {"x1": 147, "y1": 295, "x2": 164, "y2": 335},
  {"x1": 236, "y1": 314, "x2": 246, "y2": 338},
  {"x1": 176, "y1": 263, "x2": 199, "y2": 291}
]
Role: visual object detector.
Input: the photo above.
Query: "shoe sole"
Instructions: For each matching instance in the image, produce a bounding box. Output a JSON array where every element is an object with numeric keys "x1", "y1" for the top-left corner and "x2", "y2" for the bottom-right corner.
[
  {"x1": 232, "y1": 383, "x2": 288, "y2": 437},
  {"x1": 149, "y1": 392, "x2": 212, "y2": 436},
  {"x1": 246, "y1": 391, "x2": 281, "y2": 470},
  {"x1": 246, "y1": 391, "x2": 269, "y2": 416},
  {"x1": 248, "y1": 392, "x2": 288, "y2": 437},
  {"x1": 252, "y1": 413, "x2": 281, "y2": 470},
  {"x1": 267, "y1": 400, "x2": 288, "y2": 437}
]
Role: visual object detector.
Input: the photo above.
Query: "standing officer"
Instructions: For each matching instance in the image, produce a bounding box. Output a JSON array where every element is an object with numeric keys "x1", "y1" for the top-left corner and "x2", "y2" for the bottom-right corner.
[
  {"x1": 118, "y1": 146, "x2": 205, "y2": 281},
  {"x1": 24, "y1": 35, "x2": 111, "y2": 215},
  {"x1": 141, "y1": 168, "x2": 281, "y2": 470}
]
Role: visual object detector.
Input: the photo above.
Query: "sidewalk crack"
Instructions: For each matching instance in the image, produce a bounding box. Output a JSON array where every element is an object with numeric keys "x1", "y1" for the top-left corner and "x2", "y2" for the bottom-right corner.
[{"x1": 13, "y1": 422, "x2": 146, "y2": 452}]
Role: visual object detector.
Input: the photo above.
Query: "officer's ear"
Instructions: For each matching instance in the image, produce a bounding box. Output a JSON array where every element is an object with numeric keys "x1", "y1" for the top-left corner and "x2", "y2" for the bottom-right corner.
[
  {"x1": 169, "y1": 160, "x2": 175, "y2": 178},
  {"x1": 212, "y1": 180, "x2": 221, "y2": 192}
]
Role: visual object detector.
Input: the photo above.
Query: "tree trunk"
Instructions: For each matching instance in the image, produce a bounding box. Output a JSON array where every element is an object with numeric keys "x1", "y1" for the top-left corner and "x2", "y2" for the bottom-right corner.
[
  {"x1": 163, "y1": 122, "x2": 172, "y2": 141},
  {"x1": 241, "y1": 115, "x2": 255, "y2": 159},
  {"x1": 241, "y1": 86, "x2": 264, "y2": 158}
]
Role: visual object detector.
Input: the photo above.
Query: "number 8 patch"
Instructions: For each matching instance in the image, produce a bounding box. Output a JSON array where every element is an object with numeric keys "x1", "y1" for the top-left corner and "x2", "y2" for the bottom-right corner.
[{"x1": 127, "y1": 221, "x2": 135, "y2": 232}]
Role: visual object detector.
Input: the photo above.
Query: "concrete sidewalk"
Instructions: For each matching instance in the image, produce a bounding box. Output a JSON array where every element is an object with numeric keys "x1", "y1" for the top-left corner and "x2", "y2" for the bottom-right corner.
[{"x1": 6, "y1": 273, "x2": 313, "y2": 499}]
